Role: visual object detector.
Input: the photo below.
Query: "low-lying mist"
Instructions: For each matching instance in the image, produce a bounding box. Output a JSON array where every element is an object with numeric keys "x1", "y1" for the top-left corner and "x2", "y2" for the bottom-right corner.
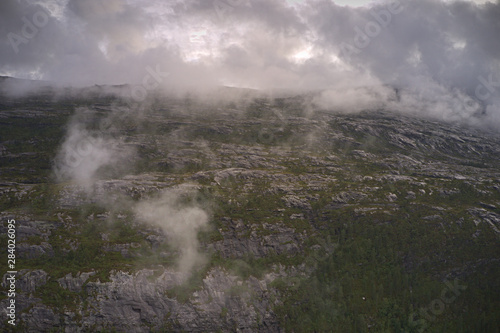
[
  {"x1": 52, "y1": 108, "x2": 135, "y2": 189},
  {"x1": 134, "y1": 188, "x2": 210, "y2": 274},
  {"x1": 51, "y1": 101, "x2": 213, "y2": 276}
]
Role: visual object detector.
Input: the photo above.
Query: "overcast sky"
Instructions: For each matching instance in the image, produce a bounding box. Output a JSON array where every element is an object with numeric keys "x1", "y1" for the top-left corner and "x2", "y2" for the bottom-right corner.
[{"x1": 1, "y1": 0, "x2": 499, "y2": 127}]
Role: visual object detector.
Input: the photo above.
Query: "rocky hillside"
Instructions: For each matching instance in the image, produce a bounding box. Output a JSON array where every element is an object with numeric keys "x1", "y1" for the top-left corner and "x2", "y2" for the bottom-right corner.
[{"x1": 0, "y1": 85, "x2": 499, "y2": 332}]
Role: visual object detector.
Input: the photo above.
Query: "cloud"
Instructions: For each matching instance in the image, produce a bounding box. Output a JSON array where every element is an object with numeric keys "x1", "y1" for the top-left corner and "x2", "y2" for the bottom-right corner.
[
  {"x1": 313, "y1": 84, "x2": 396, "y2": 112},
  {"x1": 1, "y1": 0, "x2": 499, "y2": 128},
  {"x1": 134, "y1": 188, "x2": 209, "y2": 274},
  {"x1": 66, "y1": 0, "x2": 152, "y2": 59},
  {"x1": 53, "y1": 108, "x2": 135, "y2": 189},
  {"x1": 52, "y1": 104, "x2": 211, "y2": 275}
]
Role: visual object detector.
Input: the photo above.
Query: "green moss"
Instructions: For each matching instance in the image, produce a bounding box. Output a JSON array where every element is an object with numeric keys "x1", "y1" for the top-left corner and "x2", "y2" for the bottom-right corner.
[{"x1": 36, "y1": 279, "x2": 80, "y2": 311}]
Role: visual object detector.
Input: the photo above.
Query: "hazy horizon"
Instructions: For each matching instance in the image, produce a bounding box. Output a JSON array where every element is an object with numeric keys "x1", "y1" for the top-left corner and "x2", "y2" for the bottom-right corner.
[{"x1": 1, "y1": 0, "x2": 499, "y2": 130}]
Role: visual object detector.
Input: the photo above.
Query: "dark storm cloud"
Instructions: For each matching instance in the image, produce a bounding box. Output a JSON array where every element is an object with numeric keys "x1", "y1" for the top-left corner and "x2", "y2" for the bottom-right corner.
[
  {"x1": 181, "y1": 0, "x2": 304, "y2": 30},
  {"x1": 0, "y1": 0, "x2": 187, "y2": 86},
  {"x1": 0, "y1": 0, "x2": 65, "y2": 75},
  {"x1": 1, "y1": 0, "x2": 499, "y2": 127}
]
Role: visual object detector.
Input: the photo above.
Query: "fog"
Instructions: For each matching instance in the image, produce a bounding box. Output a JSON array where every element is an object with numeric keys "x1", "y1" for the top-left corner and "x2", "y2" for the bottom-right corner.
[
  {"x1": 1, "y1": 0, "x2": 499, "y2": 129},
  {"x1": 134, "y1": 188, "x2": 209, "y2": 274},
  {"x1": 52, "y1": 105, "x2": 211, "y2": 274},
  {"x1": 53, "y1": 108, "x2": 135, "y2": 189}
]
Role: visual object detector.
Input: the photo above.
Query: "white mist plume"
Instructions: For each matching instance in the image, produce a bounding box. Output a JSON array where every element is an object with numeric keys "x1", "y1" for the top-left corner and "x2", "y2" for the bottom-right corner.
[
  {"x1": 312, "y1": 85, "x2": 396, "y2": 113},
  {"x1": 53, "y1": 109, "x2": 134, "y2": 189},
  {"x1": 134, "y1": 188, "x2": 209, "y2": 274}
]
